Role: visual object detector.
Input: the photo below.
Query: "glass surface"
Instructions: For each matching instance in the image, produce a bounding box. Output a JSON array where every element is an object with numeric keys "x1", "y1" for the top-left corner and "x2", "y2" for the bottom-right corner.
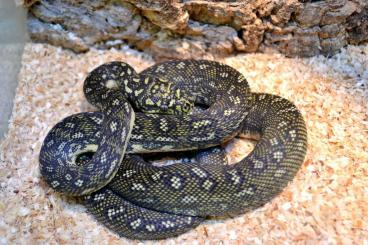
[{"x1": 0, "y1": 0, "x2": 27, "y2": 139}]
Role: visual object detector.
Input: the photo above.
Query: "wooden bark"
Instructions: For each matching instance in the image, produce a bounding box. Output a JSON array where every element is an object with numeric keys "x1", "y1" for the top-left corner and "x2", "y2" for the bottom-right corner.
[{"x1": 24, "y1": 0, "x2": 368, "y2": 60}]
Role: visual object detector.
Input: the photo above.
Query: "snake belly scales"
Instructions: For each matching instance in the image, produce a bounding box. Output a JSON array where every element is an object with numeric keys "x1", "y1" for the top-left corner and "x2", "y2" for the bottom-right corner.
[{"x1": 39, "y1": 60, "x2": 307, "y2": 240}]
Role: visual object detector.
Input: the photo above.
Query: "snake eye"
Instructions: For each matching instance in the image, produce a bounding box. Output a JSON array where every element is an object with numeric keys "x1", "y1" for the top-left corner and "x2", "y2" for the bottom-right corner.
[{"x1": 182, "y1": 103, "x2": 191, "y2": 112}]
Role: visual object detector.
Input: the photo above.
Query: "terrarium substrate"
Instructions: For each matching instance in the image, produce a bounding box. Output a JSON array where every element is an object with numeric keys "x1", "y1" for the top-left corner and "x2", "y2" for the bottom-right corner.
[{"x1": 0, "y1": 43, "x2": 367, "y2": 244}]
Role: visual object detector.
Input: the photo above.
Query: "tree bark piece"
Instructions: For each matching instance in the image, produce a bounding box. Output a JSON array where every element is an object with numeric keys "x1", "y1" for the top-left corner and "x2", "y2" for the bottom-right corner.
[{"x1": 25, "y1": 0, "x2": 368, "y2": 60}]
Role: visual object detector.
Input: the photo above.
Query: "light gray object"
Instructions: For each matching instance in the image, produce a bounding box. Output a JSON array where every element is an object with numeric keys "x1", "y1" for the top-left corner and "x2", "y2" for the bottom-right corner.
[{"x1": 0, "y1": 0, "x2": 27, "y2": 140}]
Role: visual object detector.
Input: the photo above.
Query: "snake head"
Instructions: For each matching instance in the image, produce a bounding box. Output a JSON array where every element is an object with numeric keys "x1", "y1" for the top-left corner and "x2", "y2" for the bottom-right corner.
[
  {"x1": 167, "y1": 93, "x2": 193, "y2": 115},
  {"x1": 139, "y1": 77, "x2": 194, "y2": 115}
]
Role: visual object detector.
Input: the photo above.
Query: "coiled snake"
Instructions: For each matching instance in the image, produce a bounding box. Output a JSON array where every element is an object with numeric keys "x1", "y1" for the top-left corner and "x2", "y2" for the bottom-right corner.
[{"x1": 39, "y1": 60, "x2": 307, "y2": 240}]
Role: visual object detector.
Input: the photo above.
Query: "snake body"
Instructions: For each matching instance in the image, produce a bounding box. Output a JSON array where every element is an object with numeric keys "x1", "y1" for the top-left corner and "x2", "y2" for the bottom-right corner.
[{"x1": 39, "y1": 60, "x2": 307, "y2": 240}]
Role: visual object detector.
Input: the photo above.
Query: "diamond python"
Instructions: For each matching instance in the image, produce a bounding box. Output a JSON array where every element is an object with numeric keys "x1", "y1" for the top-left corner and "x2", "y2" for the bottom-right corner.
[{"x1": 39, "y1": 60, "x2": 307, "y2": 240}]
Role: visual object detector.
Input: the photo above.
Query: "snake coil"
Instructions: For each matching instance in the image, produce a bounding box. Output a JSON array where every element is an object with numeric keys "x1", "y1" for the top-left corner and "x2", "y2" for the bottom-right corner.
[{"x1": 40, "y1": 60, "x2": 307, "y2": 240}]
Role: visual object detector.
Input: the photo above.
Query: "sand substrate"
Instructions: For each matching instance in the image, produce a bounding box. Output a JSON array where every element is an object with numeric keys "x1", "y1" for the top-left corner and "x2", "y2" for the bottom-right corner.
[{"x1": 0, "y1": 43, "x2": 367, "y2": 244}]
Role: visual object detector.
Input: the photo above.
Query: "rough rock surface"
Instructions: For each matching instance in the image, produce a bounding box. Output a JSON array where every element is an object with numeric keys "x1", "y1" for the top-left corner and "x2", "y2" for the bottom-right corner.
[{"x1": 24, "y1": 0, "x2": 368, "y2": 60}]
